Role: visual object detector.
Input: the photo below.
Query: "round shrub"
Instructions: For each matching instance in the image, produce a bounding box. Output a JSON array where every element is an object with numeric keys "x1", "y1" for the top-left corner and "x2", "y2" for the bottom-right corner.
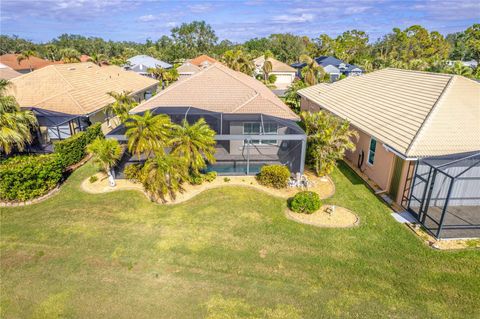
[
  {"x1": 124, "y1": 164, "x2": 142, "y2": 182},
  {"x1": 289, "y1": 191, "x2": 321, "y2": 214},
  {"x1": 0, "y1": 154, "x2": 64, "y2": 201},
  {"x1": 268, "y1": 74, "x2": 277, "y2": 83},
  {"x1": 256, "y1": 164, "x2": 290, "y2": 189},
  {"x1": 188, "y1": 174, "x2": 204, "y2": 185},
  {"x1": 204, "y1": 171, "x2": 217, "y2": 182}
]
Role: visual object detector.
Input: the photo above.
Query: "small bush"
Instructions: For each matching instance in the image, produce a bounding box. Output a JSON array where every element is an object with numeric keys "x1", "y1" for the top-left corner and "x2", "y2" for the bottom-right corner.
[
  {"x1": 204, "y1": 171, "x2": 217, "y2": 182},
  {"x1": 289, "y1": 191, "x2": 321, "y2": 214},
  {"x1": 268, "y1": 74, "x2": 277, "y2": 83},
  {"x1": 189, "y1": 174, "x2": 204, "y2": 185},
  {"x1": 53, "y1": 123, "x2": 104, "y2": 168},
  {"x1": 124, "y1": 164, "x2": 142, "y2": 182},
  {"x1": 224, "y1": 177, "x2": 230, "y2": 182},
  {"x1": 0, "y1": 154, "x2": 64, "y2": 201},
  {"x1": 89, "y1": 175, "x2": 98, "y2": 183},
  {"x1": 256, "y1": 165, "x2": 290, "y2": 189}
]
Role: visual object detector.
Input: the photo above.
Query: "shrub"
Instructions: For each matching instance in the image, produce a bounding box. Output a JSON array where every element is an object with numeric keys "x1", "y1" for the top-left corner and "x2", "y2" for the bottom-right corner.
[
  {"x1": 124, "y1": 164, "x2": 142, "y2": 182},
  {"x1": 189, "y1": 174, "x2": 204, "y2": 185},
  {"x1": 223, "y1": 177, "x2": 230, "y2": 182},
  {"x1": 54, "y1": 123, "x2": 104, "y2": 168},
  {"x1": 268, "y1": 74, "x2": 277, "y2": 83},
  {"x1": 89, "y1": 175, "x2": 98, "y2": 183},
  {"x1": 204, "y1": 171, "x2": 217, "y2": 182},
  {"x1": 289, "y1": 191, "x2": 321, "y2": 214},
  {"x1": 0, "y1": 154, "x2": 64, "y2": 201},
  {"x1": 256, "y1": 165, "x2": 290, "y2": 189}
]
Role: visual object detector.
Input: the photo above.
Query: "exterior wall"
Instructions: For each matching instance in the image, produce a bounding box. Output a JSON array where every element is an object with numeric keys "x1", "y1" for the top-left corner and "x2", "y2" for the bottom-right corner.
[
  {"x1": 271, "y1": 72, "x2": 295, "y2": 86},
  {"x1": 228, "y1": 121, "x2": 286, "y2": 156}
]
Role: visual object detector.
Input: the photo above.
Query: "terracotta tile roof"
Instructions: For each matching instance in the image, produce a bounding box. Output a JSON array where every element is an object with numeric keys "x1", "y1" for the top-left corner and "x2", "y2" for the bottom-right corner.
[
  {"x1": 254, "y1": 56, "x2": 297, "y2": 73},
  {"x1": 131, "y1": 63, "x2": 298, "y2": 120},
  {"x1": 7, "y1": 62, "x2": 158, "y2": 115},
  {"x1": 298, "y1": 68, "x2": 480, "y2": 157},
  {"x1": 0, "y1": 54, "x2": 63, "y2": 71},
  {"x1": 177, "y1": 62, "x2": 201, "y2": 74},
  {"x1": 0, "y1": 63, "x2": 21, "y2": 80},
  {"x1": 189, "y1": 54, "x2": 217, "y2": 67}
]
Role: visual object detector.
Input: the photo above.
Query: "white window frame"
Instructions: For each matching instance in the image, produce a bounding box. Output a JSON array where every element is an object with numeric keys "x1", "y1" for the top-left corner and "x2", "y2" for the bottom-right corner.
[
  {"x1": 243, "y1": 122, "x2": 278, "y2": 145},
  {"x1": 368, "y1": 137, "x2": 377, "y2": 166}
]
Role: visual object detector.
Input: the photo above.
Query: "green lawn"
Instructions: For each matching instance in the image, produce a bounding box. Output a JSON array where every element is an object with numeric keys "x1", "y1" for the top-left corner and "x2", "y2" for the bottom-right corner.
[{"x1": 1, "y1": 162, "x2": 479, "y2": 318}]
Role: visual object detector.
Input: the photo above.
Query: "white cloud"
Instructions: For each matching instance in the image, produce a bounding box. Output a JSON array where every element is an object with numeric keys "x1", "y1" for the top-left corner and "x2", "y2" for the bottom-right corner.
[
  {"x1": 188, "y1": 3, "x2": 214, "y2": 13},
  {"x1": 138, "y1": 14, "x2": 157, "y2": 22},
  {"x1": 272, "y1": 13, "x2": 315, "y2": 23},
  {"x1": 345, "y1": 6, "x2": 372, "y2": 14}
]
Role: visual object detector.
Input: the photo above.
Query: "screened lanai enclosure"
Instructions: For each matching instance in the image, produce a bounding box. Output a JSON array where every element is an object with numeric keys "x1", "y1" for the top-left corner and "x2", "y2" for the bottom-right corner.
[
  {"x1": 107, "y1": 107, "x2": 306, "y2": 176},
  {"x1": 408, "y1": 152, "x2": 480, "y2": 239}
]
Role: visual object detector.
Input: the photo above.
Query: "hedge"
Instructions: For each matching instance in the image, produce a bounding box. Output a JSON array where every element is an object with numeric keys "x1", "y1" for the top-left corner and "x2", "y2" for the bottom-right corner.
[
  {"x1": 256, "y1": 164, "x2": 291, "y2": 189},
  {"x1": 289, "y1": 191, "x2": 321, "y2": 214},
  {"x1": 54, "y1": 123, "x2": 103, "y2": 167},
  {"x1": 0, "y1": 154, "x2": 64, "y2": 201}
]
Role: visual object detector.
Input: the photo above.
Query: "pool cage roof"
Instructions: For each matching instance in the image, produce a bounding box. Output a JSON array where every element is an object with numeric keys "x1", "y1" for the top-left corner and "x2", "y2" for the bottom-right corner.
[{"x1": 408, "y1": 151, "x2": 480, "y2": 239}]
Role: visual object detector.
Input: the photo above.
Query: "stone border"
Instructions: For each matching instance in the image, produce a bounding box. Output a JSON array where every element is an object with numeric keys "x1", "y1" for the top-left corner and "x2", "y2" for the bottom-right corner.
[{"x1": 285, "y1": 205, "x2": 360, "y2": 228}]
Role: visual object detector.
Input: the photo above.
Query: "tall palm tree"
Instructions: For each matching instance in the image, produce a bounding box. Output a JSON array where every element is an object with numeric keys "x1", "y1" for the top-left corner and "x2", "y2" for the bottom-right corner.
[
  {"x1": 59, "y1": 48, "x2": 81, "y2": 63},
  {"x1": 140, "y1": 154, "x2": 189, "y2": 202},
  {"x1": 105, "y1": 90, "x2": 137, "y2": 122},
  {"x1": 262, "y1": 58, "x2": 273, "y2": 82},
  {"x1": 87, "y1": 137, "x2": 122, "y2": 187},
  {"x1": 301, "y1": 111, "x2": 358, "y2": 176},
  {"x1": 299, "y1": 55, "x2": 327, "y2": 86},
  {"x1": 16, "y1": 50, "x2": 37, "y2": 72},
  {"x1": 125, "y1": 110, "x2": 172, "y2": 159},
  {"x1": 0, "y1": 79, "x2": 38, "y2": 155},
  {"x1": 148, "y1": 66, "x2": 168, "y2": 89},
  {"x1": 221, "y1": 50, "x2": 255, "y2": 75},
  {"x1": 284, "y1": 79, "x2": 308, "y2": 113},
  {"x1": 88, "y1": 53, "x2": 108, "y2": 66},
  {"x1": 170, "y1": 118, "x2": 216, "y2": 174}
]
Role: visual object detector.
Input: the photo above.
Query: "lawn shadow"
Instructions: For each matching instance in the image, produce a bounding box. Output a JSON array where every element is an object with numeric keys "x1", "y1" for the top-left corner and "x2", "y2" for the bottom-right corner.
[{"x1": 337, "y1": 161, "x2": 363, "y2": 185}]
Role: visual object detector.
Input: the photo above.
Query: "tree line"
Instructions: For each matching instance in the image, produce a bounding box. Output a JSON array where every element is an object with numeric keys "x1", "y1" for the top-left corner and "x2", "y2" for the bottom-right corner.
[{"x1": 1, "y1": 21, "x2": 479, "y2": 77}]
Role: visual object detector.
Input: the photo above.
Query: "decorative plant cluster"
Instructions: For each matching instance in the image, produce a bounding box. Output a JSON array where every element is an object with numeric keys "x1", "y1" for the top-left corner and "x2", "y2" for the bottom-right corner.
[
  {"x1": 289, "y1": 191, "x2": 321, "y2": 214},
  {"x1": 0, "y1": 154, "x2": 64, "y2": 201},
  {"x1": 256, "y1": 164, "x2": 291, "y2": 189},
  {"x1": 54, "y1": 123, "x2": 103, "y2": 167}
]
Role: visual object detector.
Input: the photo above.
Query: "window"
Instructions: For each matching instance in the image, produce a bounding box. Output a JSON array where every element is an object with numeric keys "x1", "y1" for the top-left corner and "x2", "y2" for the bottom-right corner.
[
  {"x1": 243, "y1": 122, "x2": 278, "y2": 145},
  {"x1": 368, "y1": 137, "x2": 377, "y2": 165}
]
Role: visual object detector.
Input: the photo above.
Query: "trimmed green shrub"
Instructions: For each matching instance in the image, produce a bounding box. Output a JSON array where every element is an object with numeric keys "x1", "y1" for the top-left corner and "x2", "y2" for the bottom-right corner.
[
  {"x1": 189, "y1": 174, "x2": 204, "y2": 185},
  {"x1": 204, "y1": 171, "x2": 217, "y2": 182},
  {"x1": 268, "y1": 74, "x2": 277, "y2": 83},
  {"x1": 223, "y1": 177, "x2": 230, "y2": 182},
  {"x1": 256, "y1": 164, "x2": 290, "y2": 189},
  {"x1": 289, "y1": 191, "x2": 321, "y2": 214},
  {"x1": 124, "y1": 164, "x2": 142, "y2": 182},
  {"x1": 89, "y1": 175, "x2": 98, "y2": 183},
  {"x1": 54, "y1": 123, "x2": 104, "y2": 168},
  {"x1": 0, "y1": 154, "x2": 64, "y2": 201}
]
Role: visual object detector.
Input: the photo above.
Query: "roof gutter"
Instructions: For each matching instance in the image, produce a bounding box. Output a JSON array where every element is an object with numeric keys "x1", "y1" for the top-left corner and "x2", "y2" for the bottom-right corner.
[{"x1": 382, "y1": 144, "x2": 418, "y2": 161}]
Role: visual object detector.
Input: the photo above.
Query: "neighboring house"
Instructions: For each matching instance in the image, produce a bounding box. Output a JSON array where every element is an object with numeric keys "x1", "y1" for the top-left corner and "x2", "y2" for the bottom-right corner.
[
  {"x1": 292, "y1": 56, "x2": 363, "y2": 81},
  {"x1": 299, "y1": 68, "x2": 480, "y2": 239},
  {"x1": 446, "y1": 60, "x2": 478, "y2": 69},
  {"x1": 125, "y1": 55, "x2": 172, "y2": 76},
  {"x1": 107, "y1": 63, "x2": 306, "y2": 175},
  {"x1": 189, "y1": 54, "x2": 217, "y2": 68},
  {"x1": 177, "y1": 62, "x2": 201, "y2": 80},
  {"x1": 7, "y1": 62, "x2": 158, "y2": 150},
  {"x1": 0, "y1": 53, "x2": 63, "y2": 73},
  {"x1": 0, "y1": 63, "x2": 21, "y2": 80},
  {"x1": 253, "y1": 55, "x2": 297, "y2": 89}
]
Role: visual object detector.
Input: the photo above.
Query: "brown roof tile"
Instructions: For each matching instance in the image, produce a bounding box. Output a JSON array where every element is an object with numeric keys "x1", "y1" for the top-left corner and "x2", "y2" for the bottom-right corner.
[{"x1": 0, "y1": 54, "x2": 63, "y2": 71}]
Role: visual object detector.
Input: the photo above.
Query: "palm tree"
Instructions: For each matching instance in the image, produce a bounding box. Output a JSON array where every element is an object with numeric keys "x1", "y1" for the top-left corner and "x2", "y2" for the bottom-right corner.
[
  {"x1": 140, "y1": 154, "x2": 189, "y2": 202},
  {"x1": 87, "y1": 138, "x2": 122, "y2": 187},
  {"x1": 262, "y1": 58, "x2": 273, "y2": 82},
  {"x1": 449, "y1": 62, "x2": 473, "y2": 77},
  {"x1": 0, "y1": 79, "x2": 38, "y2": 155},
  {"x1": 170, "y1": 118, "x2": 216, "y2": 174},
  {"x1": 301, "y1": 111, "x2": 358, "y2": 176},
  {"x1": 16, "y1": 50, "x2": 37, "y2": 72},
  {"x1": 147, "y1": 66, "x2": 168, "y2": 89},
  {"x1": 59, "y1": 48, "x2": 81, "y2": 63},
  {"x1": 299, "y1": 55, "x2": 327, "y2": 86},
  {"x1": 284, "y1": 80, "x2": 308, "y2": 113},
  {"x1": 221, "y1": 50, "x2": 255, "y2": 75},
  {"x1": 105, "y1": 90, "x2": 137, "y2": 122},
  {"x1": 125, "y1": 110, "x2": 172, "y2": 159},
  {"x1": 88, "y1": 53, "x2": 108, "y2": 66}
]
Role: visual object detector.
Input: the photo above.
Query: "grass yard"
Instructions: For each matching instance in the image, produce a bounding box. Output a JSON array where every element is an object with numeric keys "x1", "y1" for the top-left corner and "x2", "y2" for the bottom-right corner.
[{"x1": 1, "y1": 162, "x2": 479, "y2": 318}]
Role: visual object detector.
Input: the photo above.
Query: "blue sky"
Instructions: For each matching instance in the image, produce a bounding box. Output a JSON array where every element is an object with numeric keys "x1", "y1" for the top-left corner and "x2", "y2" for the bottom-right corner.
[{"x1": 1, "y1": 0, "x2": 479, "y2": 43}]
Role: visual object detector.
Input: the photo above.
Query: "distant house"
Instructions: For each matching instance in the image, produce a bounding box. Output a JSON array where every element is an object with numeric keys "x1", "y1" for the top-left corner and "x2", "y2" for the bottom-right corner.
[
  {"x1": 0, "y1": 63, "x2": 21, "y2": 80},
  {"x1": 0, "y1": 53, "x2": 63, "y2": 74},
  {"x1": 125, "y1": 55, "x2": 172, "y2": 76},
  {"x1": 108, "y1": 63, "x2": 306, "y2": 176},
  {"x1": 291, "y1": 56, "x2": 363, "y2": 81},
  {"x1": 189, "y1": 54, "x2": 217, "y2": 68},
  {"x1": 446, "y1": 60, "x2": 478, "y2": 69},
  {"x1": 7, "y1": 62, "x2": 158, "y2": 150},
  {"x1": 299, "y1": 68, "x2": 480, "y2": 239},
  {"x1": 253, "y1": 56, "x2": 297, "y2": 89},
  {"x1": 177, "y1": 62, "x2": 201, "y2": 80}
]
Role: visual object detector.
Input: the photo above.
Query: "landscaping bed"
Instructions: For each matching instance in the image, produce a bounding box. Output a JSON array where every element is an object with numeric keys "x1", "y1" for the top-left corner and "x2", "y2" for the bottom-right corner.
[{"x1": 286, "y1": 205, "x2": 359, "y2": 228}]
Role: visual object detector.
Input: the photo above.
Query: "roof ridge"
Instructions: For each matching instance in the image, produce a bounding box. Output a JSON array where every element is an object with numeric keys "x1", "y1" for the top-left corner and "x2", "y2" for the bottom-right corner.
[
  {"x1": 231, "y1": 92, "x2": 260, "y2": 113},
  {"x1": 384, "y1": 67, "x2": 454, "y2": 78},
  {"x1": 404, "y1": 75, "x2": 455, "y2": 156}
]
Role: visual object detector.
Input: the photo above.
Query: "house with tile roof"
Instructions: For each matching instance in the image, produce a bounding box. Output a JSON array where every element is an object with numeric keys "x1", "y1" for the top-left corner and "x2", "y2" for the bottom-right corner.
[
  {"x1": 0, "y1": 54, "x2": 63, "y2": 73},
  {"x1": 7, "y1": 62, "x2": 158, "y2": 149},
  {"x1": 253, "y1": 55, "x2": 297, "y2": 89},
  {"x1": 177, "y1": 61, "x2": 201, "y2": 79},
  {"x1": 299, "y1": 68, "x2": 480, "y2": 239},
  {"x1": 108, "y1": 62, "x2": 306, "y2": 175},
  {"x1": 292, "y1": 56, "x2": 363, "y2": 81},
  {"x1": 125, "y1": 55, "x2": 172, "y2": 76},
  {"x1": 189, "y1": 54, "x2": 217, "y2": 68},
  {"x1": 0, "y1": 63, "x2": 21, "y2": 80}
]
